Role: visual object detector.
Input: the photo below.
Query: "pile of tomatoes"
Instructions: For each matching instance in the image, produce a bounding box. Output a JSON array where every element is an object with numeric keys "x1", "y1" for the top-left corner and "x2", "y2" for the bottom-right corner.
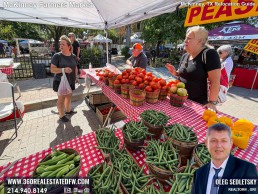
[
  {"x1": 100, "y1": 107, "x2": 120, "y2": 115},
  {"x1": 96, "y1": 69, "x2": 116, "y2": 81},
  {"x1": 96, "y1": 67, "x2": 181, "y2": 94}
]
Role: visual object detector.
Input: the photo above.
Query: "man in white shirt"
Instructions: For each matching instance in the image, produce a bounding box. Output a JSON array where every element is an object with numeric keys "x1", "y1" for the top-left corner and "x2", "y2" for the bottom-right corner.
[{"x1": 191, "y1": 123, "x2": 257, "y2": 194}]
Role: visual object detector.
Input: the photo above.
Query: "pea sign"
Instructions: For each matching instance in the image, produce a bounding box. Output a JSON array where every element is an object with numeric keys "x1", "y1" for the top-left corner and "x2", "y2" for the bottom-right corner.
[
  {"x1": 184, "y1": 0, "x2": 258, "y2": 27},
  {"x1": 244, "y1": 39, "x2": 258, "y2": 55}
]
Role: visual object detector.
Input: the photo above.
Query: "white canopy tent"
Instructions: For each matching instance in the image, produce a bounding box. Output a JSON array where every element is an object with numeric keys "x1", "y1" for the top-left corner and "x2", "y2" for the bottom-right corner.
[
  {"x1": 93, "y1": 34, "x2": 112, "y2": 43},
  {"x1": 0, "y1": 0, "x2": 203, "y2": 62},
  {"x1": 0, "y1": 40, "x2": 8, "y2": 44},
  {"x1": 130, "y1": 33, "x2": 144, "y2": 43},
  {"x1": 19, "y1": 39, "x2": 43, "y2": 44}
]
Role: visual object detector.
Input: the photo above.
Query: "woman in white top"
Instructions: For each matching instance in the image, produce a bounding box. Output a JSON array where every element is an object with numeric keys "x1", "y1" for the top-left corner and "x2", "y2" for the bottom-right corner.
[{"x1": 217, "y1": 45, "x2": 233, "y2": 81}]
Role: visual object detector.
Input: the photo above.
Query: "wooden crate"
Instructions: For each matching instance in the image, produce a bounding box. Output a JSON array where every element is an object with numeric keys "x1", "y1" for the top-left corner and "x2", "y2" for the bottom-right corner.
[
  {"x1": 96, "y1": 103, "x2": 126, "y2": 124},
  {"x1": 85, "y1": 96, "x2": 109, "y2": 112},
  {"x1": 89, "y1": 92, "x2": 110, "y2": 105}
]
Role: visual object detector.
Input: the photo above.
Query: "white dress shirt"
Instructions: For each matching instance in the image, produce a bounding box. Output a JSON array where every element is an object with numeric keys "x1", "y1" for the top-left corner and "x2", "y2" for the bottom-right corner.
[{"x1": 206, "y1": 156, "x2": 229, "y2": 194}]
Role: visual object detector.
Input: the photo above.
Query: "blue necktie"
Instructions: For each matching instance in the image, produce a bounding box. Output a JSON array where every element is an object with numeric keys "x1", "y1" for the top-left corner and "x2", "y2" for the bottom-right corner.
[{"x1": 210, "y1": 167, "x2": 222, "y2": 194}]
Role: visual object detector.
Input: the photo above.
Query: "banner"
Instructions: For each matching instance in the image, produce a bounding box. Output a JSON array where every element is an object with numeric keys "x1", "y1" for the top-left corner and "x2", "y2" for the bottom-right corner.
[
  {"x1": 244, "y1": 39, "x2": 258, "y2": 55},
  {"x1": 184, "y1": 0, "x2": 258, "y2": 27}
]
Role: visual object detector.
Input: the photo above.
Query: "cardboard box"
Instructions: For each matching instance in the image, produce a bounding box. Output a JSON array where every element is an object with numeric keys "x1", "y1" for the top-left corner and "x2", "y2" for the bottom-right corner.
[
  {"x1": 96, "y1": 103, "x2": 126, "y2": 124},
  {"x1": 85, "y1": 96, "x2": 109, "y2": 112},
  {"x1": 89, "y1": 92, "x2": 110, "y2": 105}
]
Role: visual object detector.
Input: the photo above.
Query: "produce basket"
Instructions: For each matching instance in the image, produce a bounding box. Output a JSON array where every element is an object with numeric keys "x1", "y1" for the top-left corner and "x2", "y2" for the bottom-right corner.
[
  {"x1": 32, "y1": 149, "x2": 81, "y2": 194},
  {"x1": 114, "y1": 83, "x2": 121, "y2": 94},
  {"x1": 159, "y1": 89, "x2": 168, "y2": 100},
  {"x1": 129, "y1": 89, "x2": 146, "y2": 107},
  {"x1": 148, "y1": 164, "x2": 173, "y2": 183},
  {"x1": 170, "y1": 93, "x2": 188, "y2": 107},
  {"x1": 95, "y1": 127, "x2": 122, "y2": 163},
  {"x1": 142, "y1": 119, "x2": 164, "y2": 139},
  {"x1": 104, "y1": 77, "x2": 109, "y2": 85},
  {"x1": 166, "y1": 135, "x2": 197, "y2": 166},
  {"x1": 192, "y1": 143, "x2": 211, "y2": 167},
  {"x1": 123, "y1": 136, "x2": 145, "y2": 151},
  {"x1": 122, "y1": 121, "x2": 147, "y2": 151},
  {"x1": 146, "y1": 89, "x2": 160, "y2": 104},
  {"x1": 108, "y1": 77, "x2": 116, "y2": 89},
  {"x1": 121, "y1": 84, "x2": 134, "y2": 99}
]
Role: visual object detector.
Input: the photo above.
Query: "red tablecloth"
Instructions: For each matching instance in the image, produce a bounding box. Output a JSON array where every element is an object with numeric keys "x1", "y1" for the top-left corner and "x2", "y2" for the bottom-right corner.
[
  {"x1": 86, "y1": 68, "x2": 258, "y2": 170},
  {"x1": 1, "y1": 68, "x2": 257, "y2": 183},
  {"x1": 0, "y1": 131, "x2": 124, "y2": 182},
  {"x1": 0, "y1": 64, "x2": 14, "y2": 75},
  {"x1": 233, "y1": 67, "x2": 258, "y2": 89}
]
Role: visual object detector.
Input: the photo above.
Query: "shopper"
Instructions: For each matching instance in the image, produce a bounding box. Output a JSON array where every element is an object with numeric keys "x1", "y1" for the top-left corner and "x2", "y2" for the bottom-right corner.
[
  {"x1": 51, "y1": 35, "x2": 78, "y2": 122},
  {"x1": 166, "y1": 26, "x2": 221, "y2": 111}
]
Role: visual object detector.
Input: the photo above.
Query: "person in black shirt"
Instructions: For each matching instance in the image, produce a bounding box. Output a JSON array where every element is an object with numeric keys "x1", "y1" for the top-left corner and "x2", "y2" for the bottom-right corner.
[
  {"x1": 68, "y1": 33, "x2": 81, "y2": 77},
  {"x1": 0, "y1": 42, "x2": 5, "y2": 58},
  {"x1": 166, "y1": 26, "x2": 221, "y2": 112},
  {"x1": 126, "y1": 43, "x2": 148, "y2": 70},
  {"x1": 51, "y1": 35, "x2": 78, "y2": 122}
]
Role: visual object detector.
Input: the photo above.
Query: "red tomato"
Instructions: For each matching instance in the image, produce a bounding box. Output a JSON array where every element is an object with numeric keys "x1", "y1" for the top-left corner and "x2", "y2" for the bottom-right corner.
[
  {"x1": 138, "y1": 73, "x2": 144, "y2": 79},
  {"x1": 159, "y1": 79, "x2": 167, "y2": 86},
  {"x1": 129, "y1": 75, "x2": 135, "y2": 80},
  {"x1": 147, "y1": 76, "x2": 153, "y2": 82},
  {"x1": 146, "y1": 72, "x2": 152, "y2": 76},
  {"x1": 153, "y1": 77, "x2": 159, "y2": 82},
  {"x1": 138, "y1": 83, "x2": 145, "y2": 90},
  {"x1": 162, "y1": 85, "x2": 168, "y2": 91},
  {"x1": 117, "y1": 75, "x2": 123, "y2": 80},
  {"x1": 144, "y1": 80, "x2": 149, "y2": 85},
  {"x1": 135, "y1": 77, "x2": 143, "y2": 84},
  {"x1": 134, "y1": 67, "x2": 141, "y2": 72},
  {"x1": 145, "y1": 86, "x2": 153, "y2": 92},
  {"x1": 114, "y1": 79, "x2": 120, "y2": 84},
  {"x1": 132, "y1": 81, "x2": 138, "y2": 86}
]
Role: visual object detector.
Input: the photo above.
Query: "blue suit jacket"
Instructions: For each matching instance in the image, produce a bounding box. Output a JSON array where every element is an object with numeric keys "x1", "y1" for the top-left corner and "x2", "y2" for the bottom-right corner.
[{"x1": 191, "y1": 155, "x2": 258, "y2": 194}]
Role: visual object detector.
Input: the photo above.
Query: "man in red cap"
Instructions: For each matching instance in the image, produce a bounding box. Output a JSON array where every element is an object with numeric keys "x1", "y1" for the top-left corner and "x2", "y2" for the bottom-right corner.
[{"x1": 126, "y1": 43, "x2": 148, "y2": 70}]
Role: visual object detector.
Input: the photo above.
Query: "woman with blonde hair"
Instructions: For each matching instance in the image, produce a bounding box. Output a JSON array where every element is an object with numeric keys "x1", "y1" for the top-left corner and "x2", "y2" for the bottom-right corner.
[
  {"x1": 166, "y1": 26, "x2": 221, "y2": 111},
  {"x1": 51, "y1": 35, "x2": 78, "y2": 122}
]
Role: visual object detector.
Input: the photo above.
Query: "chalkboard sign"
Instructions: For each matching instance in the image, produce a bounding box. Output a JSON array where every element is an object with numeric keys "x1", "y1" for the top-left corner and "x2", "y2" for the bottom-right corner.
[{"x1": 32, "y1": 63, "x2": 46, "y2": 79}]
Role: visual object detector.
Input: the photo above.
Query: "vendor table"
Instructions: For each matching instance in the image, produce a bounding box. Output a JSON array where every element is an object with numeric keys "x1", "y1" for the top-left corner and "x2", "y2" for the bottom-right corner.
[
  {"x1": 233, "y1": 67, "x2": 258, "y2": 89},
  {"x1": 0, "y1": 68, "x2": 257, "y2": 185},
  {"x1": 85, "y1": 68, "x2": 258, "y2": 169},
  {"x1": 0, "y1": 130, "x2": 124, "y2": 182}
]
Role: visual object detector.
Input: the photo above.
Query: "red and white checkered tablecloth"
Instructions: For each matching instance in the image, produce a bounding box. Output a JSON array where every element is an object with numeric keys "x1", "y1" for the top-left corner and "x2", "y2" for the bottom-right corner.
[
  {"x1": 87, "y1": 70, "x2": 258, "y2": 170},
  {"x1": 0, "y1": 131, "x2": 124, "y2": 182},
  {"x1": 83, "y1": 69, "x2": 105, "y2": 87},
  {"x1": 0, "y1": 64, "x2": 14, "y2": 75}
]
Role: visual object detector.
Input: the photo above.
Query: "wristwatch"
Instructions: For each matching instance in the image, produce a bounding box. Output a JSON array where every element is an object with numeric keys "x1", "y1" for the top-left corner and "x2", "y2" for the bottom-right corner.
[{"x1": 209, "y1": 101, "x2": 218, "y2": 105}]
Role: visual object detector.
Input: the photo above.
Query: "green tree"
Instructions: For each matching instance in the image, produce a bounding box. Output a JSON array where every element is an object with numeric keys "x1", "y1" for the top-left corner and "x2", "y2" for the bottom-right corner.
[
  {"x1": 0, "y1": 21, "x2": 42, "y2": 43},
  {"x1": 0, "y1": 21, "x2": 16, "y2": 42},
  {"x1": 12, "y1": 22, "x2": 42, "y2": 40},
  {"x1": 142, "y1": 8, "x2": 188, "y2": 56},
  {"x1": 40, "y1": 25, "x2": 66, "y2": 51}
]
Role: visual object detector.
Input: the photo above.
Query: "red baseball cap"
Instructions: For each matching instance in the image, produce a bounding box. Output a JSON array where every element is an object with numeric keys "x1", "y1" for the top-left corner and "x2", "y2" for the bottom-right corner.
[{"x1": 131, "y1": 43, "x2": 143, "y2": 50}]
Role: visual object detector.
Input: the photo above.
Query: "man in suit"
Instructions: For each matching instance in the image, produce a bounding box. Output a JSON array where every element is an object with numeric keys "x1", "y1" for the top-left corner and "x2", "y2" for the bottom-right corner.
[{"x1": 192, "y1": 123, "x2": 257, "y2": 194}]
